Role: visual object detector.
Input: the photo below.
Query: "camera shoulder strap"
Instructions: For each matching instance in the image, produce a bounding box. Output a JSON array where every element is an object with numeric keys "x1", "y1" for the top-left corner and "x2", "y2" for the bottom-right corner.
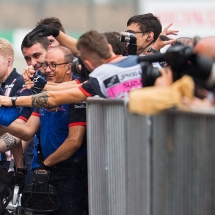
[{"x1": 36, "y1": 135, "x2": 44, "y2": 164}]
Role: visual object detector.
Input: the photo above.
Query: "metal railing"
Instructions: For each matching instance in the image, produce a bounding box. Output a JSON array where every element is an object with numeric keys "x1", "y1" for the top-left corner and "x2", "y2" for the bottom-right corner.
[{"x1": 87, "y1": 97, "x2": 215, "y2": 215}]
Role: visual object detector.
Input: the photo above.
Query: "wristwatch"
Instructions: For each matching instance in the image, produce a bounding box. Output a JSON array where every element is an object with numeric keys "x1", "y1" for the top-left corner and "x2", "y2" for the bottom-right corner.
[
  {"x1": 147, "y1": 47, "x2": 159, "y2": 54},
  {"x1": 11, "y1": 96, "x2": 17, "y2": 106}
]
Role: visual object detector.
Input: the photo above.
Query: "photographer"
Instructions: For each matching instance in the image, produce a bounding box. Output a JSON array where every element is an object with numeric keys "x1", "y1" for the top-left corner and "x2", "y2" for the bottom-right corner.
[{"x1": 126, "y1": 14, "x2": 178, "y2": 55}]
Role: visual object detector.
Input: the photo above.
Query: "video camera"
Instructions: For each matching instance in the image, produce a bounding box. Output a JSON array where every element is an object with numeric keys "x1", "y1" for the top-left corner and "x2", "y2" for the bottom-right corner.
[
  {"x1": 138, "y1": 43, "x2": 215, "y2": 89},
  {"x1": 119, "y1": 32, "x2": 137, "y2": 55}
]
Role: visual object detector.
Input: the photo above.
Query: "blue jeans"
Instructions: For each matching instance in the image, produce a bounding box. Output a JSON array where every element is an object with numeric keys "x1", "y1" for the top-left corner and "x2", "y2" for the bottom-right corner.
[{"x1": 49, "y1": 156, "x2": 88, "y2": 215}]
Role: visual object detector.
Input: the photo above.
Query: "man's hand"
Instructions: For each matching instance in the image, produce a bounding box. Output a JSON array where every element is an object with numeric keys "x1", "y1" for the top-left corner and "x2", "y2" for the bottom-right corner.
[
  {"x1": 30, "y1": 71, "x2": 47, "y2": 94},
  {"x1": 22, "y1": 65, "x2": 36, "y2": 89},
  {"x1": 18, "y1": 71, "x2": 47, "y2": 95},
  {"x1": 152, "y1": 23, "x2": 179, "y2": 51},
  {"x1": 29, "y1": 24, "x2": 59, "y2": 40},
  {"x1": 22, "y1": 65, "x2": 35, "y2": 81}
]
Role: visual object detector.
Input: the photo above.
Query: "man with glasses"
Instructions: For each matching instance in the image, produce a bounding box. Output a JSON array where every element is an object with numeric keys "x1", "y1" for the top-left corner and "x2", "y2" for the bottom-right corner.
[
  {"x1": 1, "y1": 45, "x2": 88, "y2": 215},
  {"x1": 126, "y1": 13, "x2": 162, "y2": 55},
  {"x1": 22, "y1": 32, "x2": 82, "y2": 88},
  {"x1": 126, "y1": 13, "x2": 178, "y2": 56}
]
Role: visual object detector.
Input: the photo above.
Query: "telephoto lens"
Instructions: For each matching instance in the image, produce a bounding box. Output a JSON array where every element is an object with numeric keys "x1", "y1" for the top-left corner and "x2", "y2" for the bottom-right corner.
[{"x1": 141, "y1": 62, "x2": 161, "y2": 87}]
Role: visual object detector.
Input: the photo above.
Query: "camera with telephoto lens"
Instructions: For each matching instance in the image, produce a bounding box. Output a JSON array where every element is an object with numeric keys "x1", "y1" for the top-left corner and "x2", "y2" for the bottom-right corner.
[
  {"x1": 138, "y1": 42, "x2": 215, "y2": 89},
  {"x1": 72, "y1": 57, "x2": 90, "y2": 81},
  {"x1": 120, "y1": 32, "x2": 137, "y2": 55},
  {"x1": 141, "y1": 62, "x2": 162, "y2": 87}
]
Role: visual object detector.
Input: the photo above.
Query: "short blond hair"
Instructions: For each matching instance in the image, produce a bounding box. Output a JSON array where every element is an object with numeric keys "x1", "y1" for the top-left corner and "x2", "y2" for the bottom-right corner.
[{"x1": 0, "y1": 38, "x2": 14, "y2": 59}]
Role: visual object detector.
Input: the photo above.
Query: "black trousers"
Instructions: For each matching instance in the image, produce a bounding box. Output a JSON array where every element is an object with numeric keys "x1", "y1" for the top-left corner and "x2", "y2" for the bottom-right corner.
[{"x1": 49, "y1": 156, "x2": 88, "y2": 215}]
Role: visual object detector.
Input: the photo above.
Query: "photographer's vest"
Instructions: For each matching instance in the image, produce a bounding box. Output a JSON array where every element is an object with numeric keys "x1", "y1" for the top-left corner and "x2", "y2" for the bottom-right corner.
[{"x1": 89, "y1": 56, "x2": 142, "y2": 98}]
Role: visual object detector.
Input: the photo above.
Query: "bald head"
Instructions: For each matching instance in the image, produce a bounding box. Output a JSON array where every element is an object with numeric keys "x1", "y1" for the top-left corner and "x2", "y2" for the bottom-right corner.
[{"x1": 194, "y1": 36, "x2": 215, "y2": 60}]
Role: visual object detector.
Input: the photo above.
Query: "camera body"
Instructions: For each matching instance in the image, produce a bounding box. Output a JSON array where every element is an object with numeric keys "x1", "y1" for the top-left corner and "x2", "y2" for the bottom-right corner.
[
  {"x1": 120, "y1": 32, "x2": 137, "y2": 55},
  {"x1": 72, "y1": 57, "x2": 90, "y2": 81}
]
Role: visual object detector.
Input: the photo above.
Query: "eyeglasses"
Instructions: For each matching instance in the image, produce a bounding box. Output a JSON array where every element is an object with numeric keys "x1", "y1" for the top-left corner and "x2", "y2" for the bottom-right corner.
[
  {"x1": 125, "y1": 30, "x2": 145, "y2": 34},
  {"x1": 41, "y1": 62, "x2": 68, "y2": 71}
]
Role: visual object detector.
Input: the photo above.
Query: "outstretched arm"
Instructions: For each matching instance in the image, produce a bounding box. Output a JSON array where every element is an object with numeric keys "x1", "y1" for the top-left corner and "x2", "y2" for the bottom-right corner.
[
  {"x1": 0, "y1": 87, "x2": 88, "y2": 108},
  {"x1": 29, "y1": 25, "x2": 79, "y2": 56},
  {"x1": 42, "y1": 81, "x2": 82, "y2": 91},
  {"x1": 55, "y1": 31, "x2": 79, "y2": 56}
]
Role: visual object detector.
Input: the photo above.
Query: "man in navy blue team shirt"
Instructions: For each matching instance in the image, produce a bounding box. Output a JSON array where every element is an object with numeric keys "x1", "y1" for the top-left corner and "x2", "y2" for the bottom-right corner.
[{"x1": 2, "y1": 46, "x2": 88, "y2": 215}]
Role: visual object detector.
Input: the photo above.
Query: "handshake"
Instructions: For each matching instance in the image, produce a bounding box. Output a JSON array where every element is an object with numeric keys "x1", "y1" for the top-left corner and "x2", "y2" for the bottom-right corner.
[{"x1": 0, "y1": 71, "x2": 47, "y2": 126}]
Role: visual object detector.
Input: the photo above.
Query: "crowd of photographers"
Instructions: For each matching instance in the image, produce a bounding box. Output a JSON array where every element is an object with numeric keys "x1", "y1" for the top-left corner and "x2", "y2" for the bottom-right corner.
[{"x1": 0, "y1": 13, "x2": 215, "y2": 215}]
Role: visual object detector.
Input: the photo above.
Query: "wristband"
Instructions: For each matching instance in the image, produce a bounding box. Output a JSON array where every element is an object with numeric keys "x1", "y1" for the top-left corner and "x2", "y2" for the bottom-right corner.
[
  {"x1": 11, "y1": 96, "x2": 17, "y2": 106},
  {"x1": 147, "y1": 47, "x2": 159, "y2": 54}
]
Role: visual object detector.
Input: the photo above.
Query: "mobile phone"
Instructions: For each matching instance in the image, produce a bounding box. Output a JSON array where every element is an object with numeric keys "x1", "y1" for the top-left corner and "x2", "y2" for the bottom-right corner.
[{"x1": 159, "y1": 35, "x2": 170, "y2": 41}]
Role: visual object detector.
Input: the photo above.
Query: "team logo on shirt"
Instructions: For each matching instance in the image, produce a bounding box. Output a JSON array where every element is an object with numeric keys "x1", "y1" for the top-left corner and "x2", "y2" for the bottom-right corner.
[
  {"x1": 103, "y1": 75, "x2": 120, "y2": 88},
  {"x1": 119, "y1": 70, "x2": 142, "y2": 82}
]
